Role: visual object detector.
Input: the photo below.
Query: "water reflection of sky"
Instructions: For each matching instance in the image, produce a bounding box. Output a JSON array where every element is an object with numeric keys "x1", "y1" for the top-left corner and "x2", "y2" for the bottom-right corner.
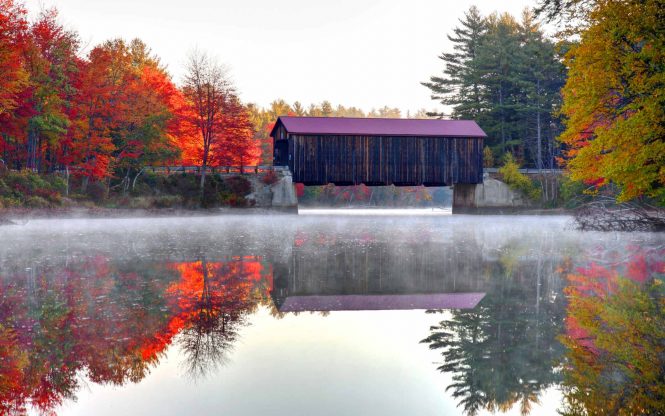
[{"x1": 0, "y1": 215, "x2": 661, "y2": 416}]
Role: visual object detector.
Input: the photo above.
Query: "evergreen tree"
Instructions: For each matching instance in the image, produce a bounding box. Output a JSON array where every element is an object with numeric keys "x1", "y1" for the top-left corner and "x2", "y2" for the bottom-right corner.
[
  {"x1": 476, "y1": 13, "x2": 524, "y2": 156},
  {"x1": 422, "y1": 6, "x2": 486, "y2": 119},
  {"x1": 424, "y1": 7, "x2": 566, "y2": 168},
  {"x1": 517, "y1": 10, "x2": 566, "y2": 169}
]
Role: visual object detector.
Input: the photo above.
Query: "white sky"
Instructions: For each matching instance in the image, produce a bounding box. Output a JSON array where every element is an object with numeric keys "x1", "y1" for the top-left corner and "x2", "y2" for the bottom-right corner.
[{"x1": 25, "y1": 0, "x2": 537, "y2": 115}]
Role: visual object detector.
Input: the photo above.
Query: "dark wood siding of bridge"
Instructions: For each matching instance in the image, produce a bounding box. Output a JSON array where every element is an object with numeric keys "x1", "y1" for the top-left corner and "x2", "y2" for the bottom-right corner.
[{"x1": 287, "y1": 134, "x2": 483, "y2": 186}]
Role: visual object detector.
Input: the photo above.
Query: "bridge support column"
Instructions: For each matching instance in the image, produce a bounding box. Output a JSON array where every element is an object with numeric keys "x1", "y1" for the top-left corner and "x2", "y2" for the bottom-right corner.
[
  {"x1": 452, "y1": 184, "x2": 478, "y2": 214},
  {"x1": 270, "y1": 171, "x2": 298, "y2": 212},
  {"x1": 453, "y1": 178, "x2": 536, "y2": 213}
]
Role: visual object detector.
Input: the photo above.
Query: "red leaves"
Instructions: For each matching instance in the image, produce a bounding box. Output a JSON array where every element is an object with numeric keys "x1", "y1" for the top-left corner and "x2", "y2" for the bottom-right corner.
[
  {"x1": 176, "y1": 94, "x2": 260, "y2": 168},
  {"x1": 1, "y1": 5, "x2": 258, "y2": 183}
]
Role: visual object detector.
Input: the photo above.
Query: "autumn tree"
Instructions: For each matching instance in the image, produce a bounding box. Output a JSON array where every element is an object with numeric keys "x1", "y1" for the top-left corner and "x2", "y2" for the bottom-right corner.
[
  {"x1": 212, "y1": 96, "x2": 258, "y2": 168},
  {"x1": 97, "y1": 39, "x2": 180, "y2": 193},
  {"x1": 67, "y1": 44, "x2": 116, "y2": 191},
  {"x1": 0, "y1": 0, "x2": 28, "y2": 121},
  {"x1": 180, "y1": 50, "x2": 235, "y2": 196},
  {"x1": 23, "y1": 8, "x2": 81, "y2": 173},
  {"x1": 66, "y1": 38, "x2": 181, "y2": 192},
  {"x1": 549, "y1": 0, "x2": 665, "y2": 203},
  {"x1": 0, "y1": 0, "x2": 29, "y2": 169}
]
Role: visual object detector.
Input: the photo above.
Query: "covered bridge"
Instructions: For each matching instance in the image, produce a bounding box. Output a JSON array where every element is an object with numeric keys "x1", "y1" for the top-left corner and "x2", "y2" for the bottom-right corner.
[{"x1": 270, "y1": 116, "x2": 486, "y2": 186}]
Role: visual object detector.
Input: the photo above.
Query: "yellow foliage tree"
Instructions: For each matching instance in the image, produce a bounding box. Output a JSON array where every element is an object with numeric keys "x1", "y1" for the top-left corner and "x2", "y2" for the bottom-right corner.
[{"x1": 557, "y1": 0, "x2": 665, "y2": 203}]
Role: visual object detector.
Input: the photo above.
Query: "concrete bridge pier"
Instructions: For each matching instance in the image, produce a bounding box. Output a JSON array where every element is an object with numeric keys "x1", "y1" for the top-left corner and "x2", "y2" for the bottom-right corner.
[
  {"x1": 452, "y1": 177, "x2": 533, "y2": 214},
  {"x1": 452, "y1": 183, "x2": 478, "y2": 214},
  {"x1": 244, "y1": 169, "x2": 298, "y2": 211},
  {"x1": 270, "y1": 171, "x2": 298, "y2": 211}
]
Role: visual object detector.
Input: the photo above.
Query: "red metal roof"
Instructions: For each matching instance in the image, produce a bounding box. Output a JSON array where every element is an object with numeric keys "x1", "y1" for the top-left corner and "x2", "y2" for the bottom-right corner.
[{"x1": 271, "y1": 116, "x2": 487, "y2": 138}]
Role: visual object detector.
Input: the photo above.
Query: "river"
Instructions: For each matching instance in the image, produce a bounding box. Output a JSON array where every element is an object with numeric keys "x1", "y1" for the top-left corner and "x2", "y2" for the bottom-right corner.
[{"x1": 0, "y1": 213, "x2": 663, "y2": 415}]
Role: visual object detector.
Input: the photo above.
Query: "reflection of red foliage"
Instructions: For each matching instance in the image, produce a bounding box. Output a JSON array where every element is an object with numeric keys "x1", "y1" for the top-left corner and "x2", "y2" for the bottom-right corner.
[
  {"x1": 564, "y1": 247, "x2": 665, "y2": 350},
  {"x1": 0, "y1": 255, "x2": 273, "y2": 414},
  {"x1": 143, "y1": 257, "x2": 269, "y2": 362}
]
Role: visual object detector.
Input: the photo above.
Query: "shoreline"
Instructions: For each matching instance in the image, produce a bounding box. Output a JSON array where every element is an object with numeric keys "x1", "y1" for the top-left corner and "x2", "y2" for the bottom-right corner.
[{"x1": 0, "y1": 205, "x2": 574, "y2": 222}]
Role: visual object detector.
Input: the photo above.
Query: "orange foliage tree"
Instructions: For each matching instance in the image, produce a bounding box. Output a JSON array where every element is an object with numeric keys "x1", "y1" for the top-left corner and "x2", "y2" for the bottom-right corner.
[{"x1": 177, "y1": 50, "x2": 259, "y2": 197}]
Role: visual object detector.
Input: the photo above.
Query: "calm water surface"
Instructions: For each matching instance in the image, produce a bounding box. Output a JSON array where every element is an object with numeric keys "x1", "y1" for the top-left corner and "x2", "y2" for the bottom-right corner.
[{"x1": 0, "y1": 214, "x2": 663, "y2": 415}]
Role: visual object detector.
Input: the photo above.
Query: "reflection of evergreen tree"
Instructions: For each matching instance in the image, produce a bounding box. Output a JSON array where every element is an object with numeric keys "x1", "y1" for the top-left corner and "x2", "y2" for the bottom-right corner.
[
  {"x1": 423, "y1": 309, "x2": 489, "y2": 415},
  {"x1": 422, "y1": 245, "x2": 567, "y2": 415}
]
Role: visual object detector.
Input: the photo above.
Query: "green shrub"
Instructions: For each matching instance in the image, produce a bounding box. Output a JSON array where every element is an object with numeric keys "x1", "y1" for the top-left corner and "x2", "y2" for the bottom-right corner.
[
  {"x1": 483, "y1": 146, "x2": 494, "y2": 168},
  {"x1": 86, "y1": 181, "x2": 107, "y2": 203},
  {"x1": 0, "y1": 171, "x2": 66, "y2": 207},
  {"x1": 224, "y1": 176, "x2": 252, "y2": 196},
  {"x1": 559, "y1": 176, "x2": 592, "y2": 208},
  {"x1": 0, "y1": 196, "x2": 20, "y2": 208},
  {"x1": 0, "y1": 178, "x2": 10, "y2": 196},
  {"x1": 160, "y1": 174, "x2": 199, "y2": 206},
  {"x1": 498, "y1": 154, "x2": 542, "y2": 201},
  {"x1": 127, "y1": 197, "x2": 153, "y2": 209},
  {"x1": 128, "y1": 171, "x2": 161, "y2": 197},
  {"x1": 45, "y1": 175, "x2": 67, "y2": 194},
  {"x1": 152, "y1": 195, "x2": 182, "y2": 208},
  {"x1": 25, "y1": 195, "x2": 50, "y2": 208}
]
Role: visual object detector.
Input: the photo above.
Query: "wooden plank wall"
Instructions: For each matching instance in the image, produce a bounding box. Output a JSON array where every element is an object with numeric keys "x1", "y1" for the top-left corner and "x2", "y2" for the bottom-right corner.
[{"x1": 288, "y1": 134, "x2": 483, "y2": 186}]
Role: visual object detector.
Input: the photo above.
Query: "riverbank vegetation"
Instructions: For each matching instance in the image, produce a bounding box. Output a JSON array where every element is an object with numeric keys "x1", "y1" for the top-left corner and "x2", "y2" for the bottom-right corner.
[
  {"x1": 1, "y1": 0, "x2": 663, "y2": 227},
  {"x1": 423, "y1": 0, "x2": 664, "y2": 228},
  {"x1": 0, "y1": 169, "x2": 254, "y2": 210},
  {"x1": 0, "y1": 1, "x2": 407, "y2": 209},
  {"x1": 538, "y1": 0, "x2": 665, "y2": 229}
]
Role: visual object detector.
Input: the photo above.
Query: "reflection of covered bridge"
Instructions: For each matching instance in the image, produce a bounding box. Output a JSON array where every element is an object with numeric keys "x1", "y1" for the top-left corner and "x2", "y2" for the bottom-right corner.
[{"x1": 270, "y1": 116, "x2": 486, "y2": 187}]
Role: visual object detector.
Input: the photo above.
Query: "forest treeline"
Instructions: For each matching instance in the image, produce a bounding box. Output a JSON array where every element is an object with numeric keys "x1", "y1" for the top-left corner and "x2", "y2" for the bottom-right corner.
[
  {"x1": 427, "y1": 1, "x2": 664, "y2": 207},
  {"x1": 0, "y1": 1, "x2": 405, "y2": 201},
  {"x1": 1, "y1": 0, "x2": 663, "y2": 209},
  {"x1": 0, "y1": 2, "x2": 259, "y2": 194}
]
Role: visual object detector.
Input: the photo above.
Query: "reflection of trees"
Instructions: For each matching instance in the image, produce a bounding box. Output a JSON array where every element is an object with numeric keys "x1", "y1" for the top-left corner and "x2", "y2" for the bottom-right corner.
[
  {"x1": 0, "y1": 255, "x2": 271, "y2": 414},
  {"x1": 421, "y1": 240, "x2": 568, "y2": 416},
  {"x1": 0, "y1": 258, "x2": 181, "y2": 414},
  {"x1": 167, "y1": 258, "x2": 262, "y2": 378},
  {"x1": 559, "y1": 249, "x2": 665, "y2": 415}
]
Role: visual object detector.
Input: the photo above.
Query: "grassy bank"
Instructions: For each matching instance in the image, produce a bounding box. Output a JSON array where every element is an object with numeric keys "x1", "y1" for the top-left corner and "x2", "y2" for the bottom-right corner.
[{"x1": 0, "y1": 170, "x2": 254, "y2": 211}]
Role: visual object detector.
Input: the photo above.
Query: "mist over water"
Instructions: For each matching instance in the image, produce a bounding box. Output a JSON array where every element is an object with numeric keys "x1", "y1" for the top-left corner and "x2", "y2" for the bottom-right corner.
[{"x1": 0, "y1": 214, "x2": 663, "y2": 416}]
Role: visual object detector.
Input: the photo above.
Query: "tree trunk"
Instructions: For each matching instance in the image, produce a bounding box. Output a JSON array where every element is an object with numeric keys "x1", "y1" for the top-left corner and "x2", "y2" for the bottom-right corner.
[
  {"x1": 122, "y1": 169, "x2": 131, "y2": 195},
  {"x1": 132, "y1": 167, "x2": 145, "y2": 192},
  {"x1": 499, "y1": 85, "x2": 505, "y2": 152},
  {"x1": 65, "y1": 166, "x2": 70, "y2": 197},
  {"x1": 200, "y1": 141, "x2": 210, "y2": 203},
  {"x1": 27, "y1": 129, "x2": 38, "y2": 171},
  {"x1": 536, "y1": 79, "x2": 542, "y2": 171},
  {"x1": 199, "y1": 163, "x2": 207, "y2": 202}
]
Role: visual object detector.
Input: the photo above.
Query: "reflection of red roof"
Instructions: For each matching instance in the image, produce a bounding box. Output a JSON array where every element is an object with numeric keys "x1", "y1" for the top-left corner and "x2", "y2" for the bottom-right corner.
[
  {"x1": 279, "y1": 293, "x2": 485, "y2": 312},
  {"x1": 271, "y1": 116, "x2": 487, "y2": 138}
]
